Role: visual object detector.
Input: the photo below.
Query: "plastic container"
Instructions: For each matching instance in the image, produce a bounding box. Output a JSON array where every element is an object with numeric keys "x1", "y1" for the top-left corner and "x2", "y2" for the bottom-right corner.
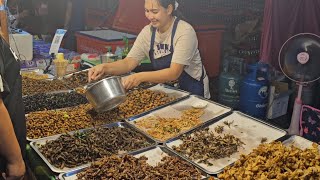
[
  {"x1": 53, "y1": 53, "x2": 68, "y2": 78},
  {"x1": 100, "y1": 46, "x2": 117, "y2": 63},
  {"x1": 75, "y1": 30, "x2": 136, "y2": 54},
  {"x1": 115, "y1": 46, "x2": 124, "y2": 59}
]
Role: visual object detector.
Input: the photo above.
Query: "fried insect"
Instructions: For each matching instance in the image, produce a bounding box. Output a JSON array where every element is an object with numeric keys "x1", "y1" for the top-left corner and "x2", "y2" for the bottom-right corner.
[
  {"x1": 38, "y1": 127, "x2": 151, "y2": 169},
  {"x1": 219, "y1": 142, "x2": 320, "y2": 179},
  {"x1": 26, "y1": 104, "x2": 116, "y2": 139},
  {"x1": 117, "y1": 89, "x2": 176, "y2": 118},
  {"x1": 214, "y1": 125, "x2": 224, "y2": 134},
  {"x1": 63, "y1": 71, "x2": 103, "y2": 88},
  {"x1": 23, "y1": 92, "x2": 87, "y2": 113},
  {"x1": 134, "y1": 108, "x2": 204, "y2": 141},
  {"x1": 173, "y1": 128, "x2": 244, "y2": 166},
  {"x1": 261, "y1": 137, "x2": 268, "y2": 143},
  {"x1": 223, "y1": 120, "x2": 234, "y2": 128},
  {"x1": 22, "y1": 77, "x2": 68, "y2": 96},
  {"x1": 21, "y1": 71, "x2": 49, "y2": 80},
  {"x1": 76, "y1": 155, "x2": 202, "y2": 180},
  {"x1": 150, "y1": 156, "x2": 202, "y2": 180},
  {"x1": 27, "y1": 89, "x2": 176, "y2": 139}
]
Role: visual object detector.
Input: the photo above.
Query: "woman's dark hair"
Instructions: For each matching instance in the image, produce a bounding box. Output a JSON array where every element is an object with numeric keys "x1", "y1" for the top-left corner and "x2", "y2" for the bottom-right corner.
[
  {"x1": 157, "y1": 0, "x2": 183, "y2": 18},
  {"x1": 157, "y1": 0, "x2": 175, "y2": 9}
]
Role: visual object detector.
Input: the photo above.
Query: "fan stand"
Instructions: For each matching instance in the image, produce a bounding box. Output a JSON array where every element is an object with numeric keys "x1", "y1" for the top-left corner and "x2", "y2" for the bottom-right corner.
[
  {"x1": 278, "y1": 33, "x2": 320, "y2": 135},
  {"x1": 288, "y1": 83, "x2": 304, "y2": 135}
]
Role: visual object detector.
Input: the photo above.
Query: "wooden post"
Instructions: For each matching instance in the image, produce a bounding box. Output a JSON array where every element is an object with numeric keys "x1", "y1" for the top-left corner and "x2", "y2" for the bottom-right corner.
[{"x1": 0, "y1": 0, "x2": 9, "y2": 43}]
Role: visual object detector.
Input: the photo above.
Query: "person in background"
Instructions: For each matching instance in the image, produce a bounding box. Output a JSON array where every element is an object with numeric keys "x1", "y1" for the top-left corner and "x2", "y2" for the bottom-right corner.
[
  {"x1": 7, "y1": 0, "x2": 34, "y2": 29},
  {"x1": 88, "y1": 0, "x2": 210, "y2": 98},
  {"x1": 32, "y1": 0, "x2": 67, "y2": 41},
  {"x1": 0, "y1": 35, "x2": 26, "y2": 179},
  {"x1": 63, "y1": 0, "x2": 86, "y2": 51}
]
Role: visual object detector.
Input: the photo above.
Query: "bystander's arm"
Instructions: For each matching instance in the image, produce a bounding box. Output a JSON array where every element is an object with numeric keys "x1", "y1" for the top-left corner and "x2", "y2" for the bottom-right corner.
[{"x1": 0, "y1": 95, "x2": 25, "y2": 179}]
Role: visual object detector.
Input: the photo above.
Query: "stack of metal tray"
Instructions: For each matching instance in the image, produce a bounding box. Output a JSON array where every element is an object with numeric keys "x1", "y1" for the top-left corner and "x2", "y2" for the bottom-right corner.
[
  {"x1": 30, "y1": 122, "x2": 156, "y2": 173},
  {"x1": 165, "y1": 111, "x2": 287, "y2": 175},
  {"x1": 58, "y1": 145, "x2": 209, "y2": 180},
  {"x1": 128, "y1": 95, "x2": 232, "y2": 142}
]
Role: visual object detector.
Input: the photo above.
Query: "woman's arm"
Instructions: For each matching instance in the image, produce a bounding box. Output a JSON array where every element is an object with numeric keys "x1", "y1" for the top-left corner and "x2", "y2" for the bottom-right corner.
[
  {"x1": 139, "y1": 62, "x2": 183, "y2": 83},
  {"x1": 88, "y1": 57, "x2": 140, "y2": 81},
  {"x1": 105, "y1": 57, "x2": 141, "y2": 75},
  {"x1": 122, "y1": 62, "x2": 184, "y2": 89}
]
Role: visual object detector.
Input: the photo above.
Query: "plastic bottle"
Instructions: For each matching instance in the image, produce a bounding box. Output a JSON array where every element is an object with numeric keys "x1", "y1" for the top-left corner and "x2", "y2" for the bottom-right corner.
[
  {"x1": 102, "y1": 46, "x2": 116, "y2": 63},
  {"x1": 53, "y1": 53, "x2": 68, "y2": 78},
  {"x1": 115, "y1": 46, "x2": 123, "y2": 60},
  {"x1": 122, "y1": 36, "x2": 129, "y2": 59}
]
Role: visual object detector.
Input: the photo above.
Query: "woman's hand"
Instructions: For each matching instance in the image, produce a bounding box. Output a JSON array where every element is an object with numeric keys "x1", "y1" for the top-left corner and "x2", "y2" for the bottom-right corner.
[
  {"x1": 2, "y1": 160, "x2": 25, "y2": 180},
  {"x1": 88, "y1": 64, "x2": 107, "y2": 82},
  {"x1": 121, "y1": 73, "x2": 143, "y2": 90}
]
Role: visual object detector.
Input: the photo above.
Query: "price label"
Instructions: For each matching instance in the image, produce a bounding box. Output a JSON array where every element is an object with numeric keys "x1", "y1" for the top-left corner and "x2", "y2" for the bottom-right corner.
[{"x1": 49, "y1": 29, "x2": 67, "y2": 55}]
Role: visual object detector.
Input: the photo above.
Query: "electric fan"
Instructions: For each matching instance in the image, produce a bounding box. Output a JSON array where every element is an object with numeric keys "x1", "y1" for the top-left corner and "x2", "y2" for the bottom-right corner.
[{"x1": 279, "y1": 33, "x2": 320, "y2": 135}]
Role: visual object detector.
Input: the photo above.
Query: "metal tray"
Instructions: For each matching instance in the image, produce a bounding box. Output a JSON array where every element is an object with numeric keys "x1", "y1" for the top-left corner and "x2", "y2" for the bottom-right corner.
[
  {"x1": 30, "y1": 121, "x2": 156, "y2": 173},
  {"x1": 165, "y1": 111, "x2": 287, "y2": 175},
  {"x1": 22, "y1": 78, "x2": 70, "y2": 97},
  {"x1": 282, "y1": 135, "x2": 320, "y2": 150},
  {"x1": 125, "y1": 84, "x2": 190, "y2": 120},
  {"x1": 22, "y1": 89, "x2": 74, "y2": 99},
  {"x1": 21, "y1": 68, "x2": 55, "y2": 79},
  {"x1": 63, "y1": 69, "x2": 89, "y2": 78},
  {"x1": 25, "y1": 106, "x2": 82, "y2": 142},
  {"x1": 22, "y1": 89, "x2": 84, "y2": 97},
  {"x1": 26, "y1": 102, "x2": 129, "y2": 141},
  {"x1": 63, "y1": 69, "x2": 92, "y2": 89},
  {"x1": 128, "y1": 95, "x2": 232, "y2": 143},
  {"x1": 23, "y1": 90, "x2": 87, "y2": 113},
  {"x1": 63, "y1": 70, "x2": 133, "y2": 89},
  {"x1": 148, "y1": 84, "x2": 190, "y2": 99},
  {"x1": 215, "y1": 136, "x2": 320, "y2": 179},
  {"x1": 59, "y1": 145, "x2": 209, "y2": 180}
]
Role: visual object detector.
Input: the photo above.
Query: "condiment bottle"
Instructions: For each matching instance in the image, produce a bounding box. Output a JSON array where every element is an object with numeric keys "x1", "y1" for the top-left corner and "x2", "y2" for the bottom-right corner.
[{"x1": 53, "y1": 53, "x2": 68, "y2": 79}]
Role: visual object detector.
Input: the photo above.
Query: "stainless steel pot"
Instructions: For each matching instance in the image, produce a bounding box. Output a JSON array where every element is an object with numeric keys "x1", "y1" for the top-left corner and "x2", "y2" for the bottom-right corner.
[
  {"x1": 100, "y1": 53, "x2": 118, "y2": 63},
  {"x1": 85, "y1": 76, "x2": 126, "y2": 112}
]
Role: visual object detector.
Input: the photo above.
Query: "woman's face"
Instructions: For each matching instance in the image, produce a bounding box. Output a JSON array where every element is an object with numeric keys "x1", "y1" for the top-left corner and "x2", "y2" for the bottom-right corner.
[{"x1": 144, "y1": 0, "x2": 173, "y2": 30}]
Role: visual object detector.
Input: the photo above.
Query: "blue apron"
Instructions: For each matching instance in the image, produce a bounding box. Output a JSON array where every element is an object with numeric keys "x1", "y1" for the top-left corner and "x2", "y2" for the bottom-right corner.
[{"x1": 149, "y1": 18, "x2": 205, "y2": 97}]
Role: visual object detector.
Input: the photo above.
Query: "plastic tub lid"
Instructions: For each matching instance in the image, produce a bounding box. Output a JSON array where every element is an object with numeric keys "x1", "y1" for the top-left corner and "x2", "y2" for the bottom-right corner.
[{"x1": 76, "y1": 30, "x2": 137, "y2": 41}]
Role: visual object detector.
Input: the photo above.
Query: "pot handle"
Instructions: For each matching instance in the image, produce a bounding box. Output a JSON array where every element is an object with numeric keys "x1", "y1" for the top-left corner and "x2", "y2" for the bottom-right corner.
[{"x1": 84, "y1": 83, "x2": 95, "y2": 90}]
